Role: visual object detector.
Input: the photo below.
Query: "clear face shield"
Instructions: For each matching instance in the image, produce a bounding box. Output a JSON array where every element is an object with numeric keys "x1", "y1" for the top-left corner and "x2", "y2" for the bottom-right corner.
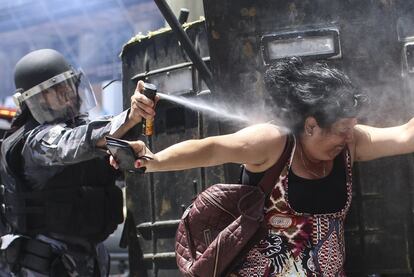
[{"x1": 13, "y1": 70, "x2": 97, "y2": 124}]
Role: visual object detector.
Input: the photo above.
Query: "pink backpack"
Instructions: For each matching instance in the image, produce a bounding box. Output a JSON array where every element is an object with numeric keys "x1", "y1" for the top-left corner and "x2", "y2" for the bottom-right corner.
[{"x1": 175, "y1": 136, "x2": 293, "y2": 277}]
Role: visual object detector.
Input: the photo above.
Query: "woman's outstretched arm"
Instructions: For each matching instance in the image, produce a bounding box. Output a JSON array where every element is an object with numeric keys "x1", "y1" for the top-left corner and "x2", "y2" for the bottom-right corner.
[
  {"x1": 354, "y1": 117, "x2": 414, "y2": 161},
  {"x1": 129, "y1": 123, "x2": 287, "y2": 173}
]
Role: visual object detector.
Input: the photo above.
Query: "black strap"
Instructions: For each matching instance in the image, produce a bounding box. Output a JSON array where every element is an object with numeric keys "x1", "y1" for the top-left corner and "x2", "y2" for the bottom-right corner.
[
  {"x1": 4, "y1": 237, "x2": 56, "y2": 274},
  {"x1": 258, "y1": 135, "x2": 293, "y2": 195},
  {"x1": 121, "y1": 210, "x2": 148, "y2": 277},
  {"x1": 21, "y1": 239, "x2": 55, "y2": 274},
  {"x1": 12, "y1": 187, "x2": 80, "y2": 200},
  {"x1": 20, "y1": 252, "x2": 51, "y2": 274},
  {"x1": 24, "y1": 239, "x2": 53, "y2": 258}
]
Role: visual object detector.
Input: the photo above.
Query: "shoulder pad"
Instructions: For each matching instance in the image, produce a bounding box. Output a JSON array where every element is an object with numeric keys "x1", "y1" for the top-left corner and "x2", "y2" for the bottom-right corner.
[{"x1": 41, "y1": 124, "x2": 66, "y2": 146}]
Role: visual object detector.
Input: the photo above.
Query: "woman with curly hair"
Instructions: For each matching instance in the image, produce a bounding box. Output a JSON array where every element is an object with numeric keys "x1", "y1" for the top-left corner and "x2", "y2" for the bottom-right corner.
[{"x1": 114, "y1": 57, "x2": 412, "y2": 276}]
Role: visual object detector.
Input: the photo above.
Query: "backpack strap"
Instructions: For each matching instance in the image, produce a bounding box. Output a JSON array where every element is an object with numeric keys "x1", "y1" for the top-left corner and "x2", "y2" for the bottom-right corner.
[
  {"x1": 258, "y1": 134, "x2": 293, "y2": 195},
  {"x1": 222, "y1": 135, "x2": 294, "y2": 276}
]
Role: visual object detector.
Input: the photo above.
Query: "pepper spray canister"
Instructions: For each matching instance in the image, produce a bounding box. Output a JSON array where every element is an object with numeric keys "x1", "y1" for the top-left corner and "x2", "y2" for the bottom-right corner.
[{"x1": 142, "y1": 82, "x2": 157, "y2": 136}]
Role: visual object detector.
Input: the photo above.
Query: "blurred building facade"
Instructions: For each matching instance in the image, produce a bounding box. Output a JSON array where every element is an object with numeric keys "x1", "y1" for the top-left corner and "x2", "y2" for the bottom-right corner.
[{"x1": 0, "y1": 0, "x2": 165, "y2": 114}]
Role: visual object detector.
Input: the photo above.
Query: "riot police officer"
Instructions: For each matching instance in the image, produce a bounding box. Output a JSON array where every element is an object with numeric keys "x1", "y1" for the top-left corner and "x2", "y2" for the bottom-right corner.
[{"x1": 0, "y1": 49, "x2": 156, "y2": 276}]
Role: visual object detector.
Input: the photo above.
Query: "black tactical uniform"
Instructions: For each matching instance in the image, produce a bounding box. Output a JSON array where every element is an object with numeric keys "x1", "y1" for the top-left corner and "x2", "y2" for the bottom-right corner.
[{"x1": 0, "y1": 49, "x2": 133, "y2": 276}]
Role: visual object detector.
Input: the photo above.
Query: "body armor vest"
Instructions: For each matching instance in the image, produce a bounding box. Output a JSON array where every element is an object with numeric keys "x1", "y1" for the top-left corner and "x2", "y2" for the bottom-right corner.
[{"x1": 0, "y1": 122, "x2": 124, "y2": 243}]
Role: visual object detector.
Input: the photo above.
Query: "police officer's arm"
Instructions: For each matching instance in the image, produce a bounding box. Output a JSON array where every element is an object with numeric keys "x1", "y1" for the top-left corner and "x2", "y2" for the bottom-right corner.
[
  {"x1": 95, "y1": 80, "x2": 157, "y2": 148},
  {"x1": 25, "y1": 81, "x2": 157, "y2": 166},
  {"x1": 353, "y1": 118, "x2": 414, "y2": 161},
  {"x1": 129, "y1": 123, "x2": 287, "y2": 173}
]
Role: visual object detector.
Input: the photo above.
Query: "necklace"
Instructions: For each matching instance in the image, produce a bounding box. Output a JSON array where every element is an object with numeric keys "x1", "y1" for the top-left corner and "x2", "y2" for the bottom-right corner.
[{"x1": 299, "y1": 145, "x2": 326, "y2": 178}]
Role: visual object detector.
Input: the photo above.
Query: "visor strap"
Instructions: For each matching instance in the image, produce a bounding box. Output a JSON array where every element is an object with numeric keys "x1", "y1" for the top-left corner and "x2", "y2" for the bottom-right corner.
[{"x1": 12, "y1": 89, "x2": 24, "y2": 108}]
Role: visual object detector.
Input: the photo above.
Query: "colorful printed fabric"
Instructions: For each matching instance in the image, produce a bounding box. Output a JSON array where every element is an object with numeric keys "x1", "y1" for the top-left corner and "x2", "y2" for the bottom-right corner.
[{"x1": 233, "y1": 140, "x2": 352, "y2": 277}]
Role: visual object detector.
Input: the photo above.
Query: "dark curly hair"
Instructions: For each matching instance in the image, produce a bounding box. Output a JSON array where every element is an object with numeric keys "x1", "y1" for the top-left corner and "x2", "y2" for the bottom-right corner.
[{"x1": 264, "y1": 57, "x2": 368, "y2": 134}]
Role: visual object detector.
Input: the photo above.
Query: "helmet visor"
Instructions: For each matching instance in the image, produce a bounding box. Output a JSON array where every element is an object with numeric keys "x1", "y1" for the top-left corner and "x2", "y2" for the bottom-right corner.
[{"x1": 20, "y1": 70, "x2": 96, "y2": 124}]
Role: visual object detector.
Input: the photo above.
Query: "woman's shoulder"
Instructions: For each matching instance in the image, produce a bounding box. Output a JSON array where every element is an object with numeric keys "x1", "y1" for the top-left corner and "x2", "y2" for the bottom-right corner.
[
  {"x1": 239, "y1": 123, "x2": 289, "y2": 172},
  {"x1": 240, "y1": 122, "x2": 287, "y2": 137},
  {"x1": 243, "y1": 123, "x2": 287, "y2": 145}
]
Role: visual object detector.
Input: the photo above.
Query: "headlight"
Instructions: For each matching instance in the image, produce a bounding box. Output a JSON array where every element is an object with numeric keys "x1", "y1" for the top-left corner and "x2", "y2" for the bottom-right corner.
[
  {"x1": 132, "y1": 63, "x2": 194, "y2": 96},
  {"x1": 261, "y1": 28, "x2": 341, "y2": 64},
  {"x1": 404, "y1": 42, "x2": 414, "y2": 73}
]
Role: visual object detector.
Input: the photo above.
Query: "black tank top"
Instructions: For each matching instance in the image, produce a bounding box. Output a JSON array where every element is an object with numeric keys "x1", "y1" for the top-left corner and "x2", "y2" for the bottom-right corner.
[{"x1": 241, "y1": 151, "x2": 347, "y2": 214}]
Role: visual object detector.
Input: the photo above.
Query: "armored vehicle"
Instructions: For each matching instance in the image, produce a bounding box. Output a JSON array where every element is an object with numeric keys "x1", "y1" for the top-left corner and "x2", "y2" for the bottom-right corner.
[{"x1": 120, "y1": 1, "x2": 414, "y2": 276}]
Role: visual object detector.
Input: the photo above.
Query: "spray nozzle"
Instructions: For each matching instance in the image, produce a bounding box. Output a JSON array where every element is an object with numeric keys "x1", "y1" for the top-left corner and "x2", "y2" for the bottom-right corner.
[
  {"x1": 142, "y1": 82, "x2": 157, "y2": 136},
  {"x1": 143, "y1": 83, "x2": 157, "y2": 100}
]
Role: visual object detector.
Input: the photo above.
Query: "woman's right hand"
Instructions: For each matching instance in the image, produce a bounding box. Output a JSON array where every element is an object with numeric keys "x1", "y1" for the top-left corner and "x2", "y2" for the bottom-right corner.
[
  {"x1": 129, "y1": 140, "x2": 155, "y2": 170},
  {"x1": 109, "y1": 140, "x2": 155, "y2": 171}
]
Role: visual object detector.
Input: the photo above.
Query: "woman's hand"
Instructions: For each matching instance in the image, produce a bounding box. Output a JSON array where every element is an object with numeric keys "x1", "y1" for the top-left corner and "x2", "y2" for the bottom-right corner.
[
  {"x1": 129, "y1": 141, "x2": 155, "y2": 170},
  {"x1": 108, "y1": 140, "x2": 155, "y2": 171},
  {"x1": 109, "y1": 154, "x2": 120, "y2": 170},
  {"x1": 128, "y1": 80, "x2": 160, "y2": 125}
]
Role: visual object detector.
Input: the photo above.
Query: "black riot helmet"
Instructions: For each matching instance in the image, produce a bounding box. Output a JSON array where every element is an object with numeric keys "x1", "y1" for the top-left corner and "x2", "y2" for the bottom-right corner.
[{"x1": 12, "y1": 49, "x2": 97, "y2": 124}]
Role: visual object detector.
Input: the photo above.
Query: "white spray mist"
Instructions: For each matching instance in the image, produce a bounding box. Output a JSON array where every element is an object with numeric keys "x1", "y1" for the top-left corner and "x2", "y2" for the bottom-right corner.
[{"x1": 157, "y1": 92, "x2": 291, "y2": 133}]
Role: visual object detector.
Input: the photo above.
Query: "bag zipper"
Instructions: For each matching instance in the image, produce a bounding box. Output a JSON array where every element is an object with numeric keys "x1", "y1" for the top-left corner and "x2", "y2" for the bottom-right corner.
[
  {"x1": 200, "y1": 191, "x2": 237, "y2": 219},
  {"x1": 213, "y1": 232, "x2": 222, "y2": 277}
]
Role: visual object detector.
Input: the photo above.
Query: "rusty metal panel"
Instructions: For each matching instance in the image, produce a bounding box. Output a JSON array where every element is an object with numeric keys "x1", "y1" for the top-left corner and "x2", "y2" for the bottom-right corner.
[{"x1": 347, "y1": 157, "x2": 414, "y2": 275}]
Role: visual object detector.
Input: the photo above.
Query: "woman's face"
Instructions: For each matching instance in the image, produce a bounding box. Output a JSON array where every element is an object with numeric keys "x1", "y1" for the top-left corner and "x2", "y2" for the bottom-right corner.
[{"x1": 304, "y1": 117, "x2": 357, "y2": 161}]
